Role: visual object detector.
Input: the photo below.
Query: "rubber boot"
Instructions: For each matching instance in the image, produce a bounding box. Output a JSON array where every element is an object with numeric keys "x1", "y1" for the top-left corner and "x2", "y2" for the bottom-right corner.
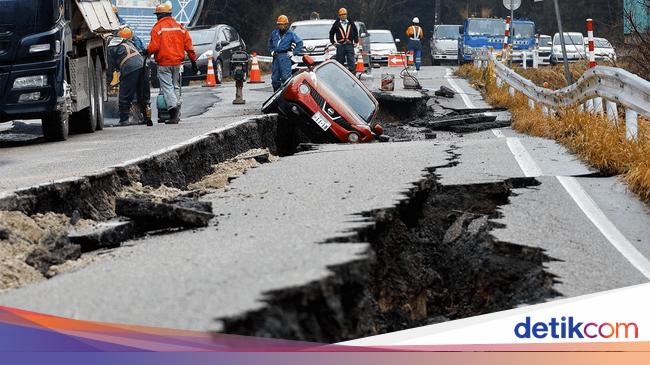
[
  {"x1": 118, "y1": 106, "x2": 131, "y2": 127},
  {"x1": 165, "y1": 107, "x2": 180, "y2": 124},
  {"x1": 143, "y1": 105, "x2": 154, "y2": 127}
]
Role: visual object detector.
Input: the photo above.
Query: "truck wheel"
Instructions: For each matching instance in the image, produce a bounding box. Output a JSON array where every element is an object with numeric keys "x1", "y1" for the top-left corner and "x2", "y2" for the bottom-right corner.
[
  {"x1": 94, "y1": 56, "x2": 105, "y2": 131},
  {"x1": 71, "y1": 57, "x2": 98, "y2": 133},
  {"x1": 42, "y1": 111, "x2": 69, "y2": 141}
]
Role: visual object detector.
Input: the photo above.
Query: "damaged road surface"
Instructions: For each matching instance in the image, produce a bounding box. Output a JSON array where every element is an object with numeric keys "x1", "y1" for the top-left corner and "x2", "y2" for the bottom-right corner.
[{"x1": 1, "y1": 66, "x2": 650, "y2": 342}]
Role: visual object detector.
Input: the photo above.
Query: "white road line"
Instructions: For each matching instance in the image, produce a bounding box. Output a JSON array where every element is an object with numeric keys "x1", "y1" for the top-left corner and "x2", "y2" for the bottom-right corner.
[
  {"x1": 505, "y1": 138, "x2": 543, "y2": 177},
  {"x1": 450, "y1": 67, "x2": 650, "y2": 279},
  {"x1": 445, "y1": 68, "x2": 476, "y2": 109},
  {"x1": 491, "y1": 132, "x2": 650, "y2": 280},
  {"x1": 557, "y1": 176, "x2": 650, "y2": 279}
]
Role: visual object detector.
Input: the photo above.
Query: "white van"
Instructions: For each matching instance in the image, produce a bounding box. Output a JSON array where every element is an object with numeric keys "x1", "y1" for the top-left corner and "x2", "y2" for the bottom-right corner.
[{"x1": 550, "y1": 32, "x2": 585, "y2": 64}]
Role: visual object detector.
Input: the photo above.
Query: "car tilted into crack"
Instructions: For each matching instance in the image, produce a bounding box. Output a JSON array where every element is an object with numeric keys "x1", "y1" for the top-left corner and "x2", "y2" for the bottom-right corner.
[{"x1": 262, "y1": 56, "x2": 383, "y2": 143}]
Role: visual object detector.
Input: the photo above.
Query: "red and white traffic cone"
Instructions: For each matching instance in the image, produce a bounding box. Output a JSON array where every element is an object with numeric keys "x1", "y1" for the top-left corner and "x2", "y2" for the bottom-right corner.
[
  {"x1": 204, "y1": 55, "x2": 217, "y2": 87},
  {"x1": 248, "y1": 52, "x2": 264, "y2": 84},
  {"x1": 355, "y1": 53, "x2": 365, "y2": 73}
]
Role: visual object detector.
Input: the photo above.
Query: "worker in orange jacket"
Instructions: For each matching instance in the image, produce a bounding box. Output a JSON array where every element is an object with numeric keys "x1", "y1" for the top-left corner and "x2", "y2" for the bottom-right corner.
[
  {"x1": 146, "y1": 2, "x2": 198, "y2": 124},
  {"x1": 406, "y1": 17, "x2": 424, "y2": 71}
]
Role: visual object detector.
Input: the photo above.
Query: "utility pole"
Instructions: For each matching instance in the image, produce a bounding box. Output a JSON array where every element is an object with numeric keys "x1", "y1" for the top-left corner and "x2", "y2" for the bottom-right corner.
[{"x1": 553, "y1": 0, "x2": 573, "y2": 85}]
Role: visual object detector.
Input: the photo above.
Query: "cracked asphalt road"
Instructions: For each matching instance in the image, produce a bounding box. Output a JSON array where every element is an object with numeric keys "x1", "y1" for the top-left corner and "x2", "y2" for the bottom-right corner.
[{"x1": 1, "y1": 66, "x2": 649, "y2": 334}]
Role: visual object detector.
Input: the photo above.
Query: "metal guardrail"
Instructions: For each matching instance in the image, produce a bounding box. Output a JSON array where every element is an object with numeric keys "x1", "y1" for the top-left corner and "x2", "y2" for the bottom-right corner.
[{"x1": 473, "y1": 49, "x2": 650, "y2": 139}]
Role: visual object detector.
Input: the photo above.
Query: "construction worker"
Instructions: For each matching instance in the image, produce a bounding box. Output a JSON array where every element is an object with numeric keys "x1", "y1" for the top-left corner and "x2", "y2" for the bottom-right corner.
[
  {"x1": 112, "y1": 5, "x2": 145, "y2": 52},
  {"x1": 268, "y1": 15, "x2": 303, "y2": 92},
  {"x1": 329, "y1": 8, "x2": 359, "y2": 73},
  {"x1": 146, "y1": 2, "x2": 197, "y2": 124},
  {"x1": 108, "y1": 27, "x2": 152, "y2": 126},
  {"x1": 406, "y1": 17, "x2": 424, "y2": 71}
]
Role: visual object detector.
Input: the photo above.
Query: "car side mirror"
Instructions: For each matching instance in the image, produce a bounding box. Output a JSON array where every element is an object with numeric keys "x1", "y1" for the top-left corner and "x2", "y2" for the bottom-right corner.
[
  {"x1": 373, "y1": 123, "x2": 384, "y2": 136},
  {"x1": 303, "y1": 55, "x2": 315, "y2": 68},
  {"x1": 395, "y1": 38, "x2": 401, "y2": 43}
]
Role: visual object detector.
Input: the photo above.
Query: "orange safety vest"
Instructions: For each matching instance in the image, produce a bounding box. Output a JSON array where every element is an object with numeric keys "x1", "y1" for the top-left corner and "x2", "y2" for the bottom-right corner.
[
  {"x1": 406, "y1": 25, "x2": 424, "y2": 40},
  {"x1": 337, "y1": 22, "x2": 353, "y2": 43}
]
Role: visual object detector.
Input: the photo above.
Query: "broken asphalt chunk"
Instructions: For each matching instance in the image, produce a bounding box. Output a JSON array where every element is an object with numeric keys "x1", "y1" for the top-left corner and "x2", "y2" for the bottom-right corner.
[
  {"x1": 115, "y1": 196, "x2": 215, "y2": 229},
  {"x1": 434, "y1": 86, "x2": 456, "y2": 98},
  {"x1": 68, "y1": 218, "x2": 136, "y2": 252}
]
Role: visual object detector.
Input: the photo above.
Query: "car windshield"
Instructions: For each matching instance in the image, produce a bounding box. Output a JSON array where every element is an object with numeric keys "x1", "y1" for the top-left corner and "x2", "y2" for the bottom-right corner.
[
  {"x1": 315, "y1": 63, "x2": 375, "y2": 122},
  {"x1": 291, "y1": 24, "x2": 332, "y2": 41},
  {"x1": 513, "y1": 23, "x2": 535, "y2": 39},
  {"x1": 190, "y1": 30, "x2": 216, "y2": 45},
  {"x1": 466, "y1": 19, "x2": 506, "y2": 37},
  {"x1": 540, "y1": 36, "x2": 552, "y2": 47},
  {"x1": 554, "y1": 33, "x2": 584, "y2": 45},
  {"x1": 435, "y1": 26, "x2": 460, "y2": 39},
  {"x1": 595, "y1": 39, "x2": 612, "y2": 48},
  {"x1": 369, "y1": 32, "x2": 394, "y2": 43}
]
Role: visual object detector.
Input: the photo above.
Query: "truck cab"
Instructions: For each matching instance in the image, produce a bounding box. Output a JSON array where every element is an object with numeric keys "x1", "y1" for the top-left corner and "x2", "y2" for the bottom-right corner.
[
  {"x1": 0, "y1": 0, "x2": 119, "y2": 141},
  {"x1": 431, "y1": 24, "x2": 461, "y2": 65},
  {"x1": 458, "y1": 18, "x2": 506, "y2": 63},
  {"x1": 510, "y1": 20, "x2": 536, "y2": 63}
]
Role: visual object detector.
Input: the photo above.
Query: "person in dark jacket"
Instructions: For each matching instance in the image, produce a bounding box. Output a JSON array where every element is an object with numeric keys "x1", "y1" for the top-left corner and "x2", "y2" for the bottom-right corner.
[
  {"x1": 329, "y1": 8, "x2": 358, "y2": 73},
  {"x1": 108, "y1": 27, "x2": 152, "y2": 126}
]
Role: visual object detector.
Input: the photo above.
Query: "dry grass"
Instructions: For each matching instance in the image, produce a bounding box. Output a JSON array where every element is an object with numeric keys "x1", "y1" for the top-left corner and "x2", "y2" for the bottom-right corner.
[{"x1": 457, "y1": 63, "x2": 650, "y2": 201}]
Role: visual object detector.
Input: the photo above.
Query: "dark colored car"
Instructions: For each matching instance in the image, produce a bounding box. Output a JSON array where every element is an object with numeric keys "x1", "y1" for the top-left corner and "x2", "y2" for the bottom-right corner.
[
  {"x1": 150, "y1": 24, "x2": 246, "y2": 87},
  {"x1": 262, "y1": 57, "x2": 382, "y2": 143}
]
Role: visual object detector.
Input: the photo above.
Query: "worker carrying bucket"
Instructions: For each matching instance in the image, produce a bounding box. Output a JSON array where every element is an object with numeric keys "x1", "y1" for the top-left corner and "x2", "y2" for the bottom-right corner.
[
  {"x1": 146, "y1": 2, "x2": 198, "y2": 124},
  {"x1": 108, "y1": 27, "x2": 152, "y2": 127}
]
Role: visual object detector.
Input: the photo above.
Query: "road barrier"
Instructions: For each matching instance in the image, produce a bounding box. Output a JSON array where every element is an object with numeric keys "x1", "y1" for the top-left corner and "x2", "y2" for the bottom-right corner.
[{"x1": 474, "y1": 48, "x2": 650, "y2": 140}]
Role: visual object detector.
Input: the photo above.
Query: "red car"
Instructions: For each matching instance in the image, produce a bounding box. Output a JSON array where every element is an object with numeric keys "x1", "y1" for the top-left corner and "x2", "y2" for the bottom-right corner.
[{"x1": 262, "y1": 57, "x2": 383, "y2": 143}]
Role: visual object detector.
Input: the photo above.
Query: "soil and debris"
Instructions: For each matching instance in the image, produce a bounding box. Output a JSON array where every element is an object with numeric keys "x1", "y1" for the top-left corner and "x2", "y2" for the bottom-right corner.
[
  {"x1": 0, "y1": 211, "x2": 93, "y2": 291},
  {"x1": 0, "y1": 148, "x2": 280, "y2": 292}
]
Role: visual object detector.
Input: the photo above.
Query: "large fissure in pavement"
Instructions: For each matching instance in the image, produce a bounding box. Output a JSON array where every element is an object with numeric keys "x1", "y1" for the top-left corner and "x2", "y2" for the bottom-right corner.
[{"x1": 220, "y1": 170, "x2": 559, "y2": 343}]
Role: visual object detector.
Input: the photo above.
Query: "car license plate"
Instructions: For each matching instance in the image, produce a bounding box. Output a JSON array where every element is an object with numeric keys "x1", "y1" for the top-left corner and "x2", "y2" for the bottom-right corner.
[{"x1": 312, "y1": 112, "x2": 331, "y2": 131}]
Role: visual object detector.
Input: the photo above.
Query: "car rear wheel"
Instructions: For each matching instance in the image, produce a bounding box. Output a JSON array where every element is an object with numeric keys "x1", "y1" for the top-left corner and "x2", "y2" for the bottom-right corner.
[{"x1": 42, "y1": 111, "x2": 69, "y2": 142}]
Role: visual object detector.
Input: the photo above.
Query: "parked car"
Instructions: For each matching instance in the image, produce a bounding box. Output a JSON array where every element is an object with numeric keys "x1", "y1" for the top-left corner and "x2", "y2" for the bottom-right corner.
[
  {"x1": 290, "y1": 19, "x2": 371, "y2": 72},
  {"x1": 368, "y1": 29, "x2": 398, "y2": 65},
  {"x1": 586, "y1": 37, "x2": 617, "y2": 62},
  {"x1": 150, "y1": 24, "x2": 246, "y2": 87},
  {"x1": 550, "y1": 32, "x2": 585, "y2": 64},
  {"x1": 537, "y1": 34, "x2": 552, "y2": 64},
  {"x1": 431, "y1": 24, "x2": 461, "y2": 65},
  {"x1": 262, "y1": 57, "x2": 382, "y2": 143}
]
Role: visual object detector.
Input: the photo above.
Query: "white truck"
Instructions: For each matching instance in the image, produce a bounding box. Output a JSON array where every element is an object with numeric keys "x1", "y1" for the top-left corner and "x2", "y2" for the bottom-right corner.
[{"x1": 431, "y1": 24, "x2": 461, "y2": 65}]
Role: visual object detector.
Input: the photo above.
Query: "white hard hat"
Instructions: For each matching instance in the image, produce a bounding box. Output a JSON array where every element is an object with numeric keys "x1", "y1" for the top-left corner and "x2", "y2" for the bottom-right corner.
[{"x1": 413, "y1": 17, "x2": 420, "y2": 24}]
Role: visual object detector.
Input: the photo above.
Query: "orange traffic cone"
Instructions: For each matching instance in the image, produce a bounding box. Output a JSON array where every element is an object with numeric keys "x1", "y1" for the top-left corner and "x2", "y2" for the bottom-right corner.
[
  {"x1": 248, "y1": 52, "x2": 264, "y2": 84},
  {"x1": 406, "y1": 51, "x2": 415, "y2": 66},
  {"x1": 355, "y1": 53, "x2": 365, "y2": 73},
  {"x1": 204, "y1": 55, "x2": 217, "y2": 87}
]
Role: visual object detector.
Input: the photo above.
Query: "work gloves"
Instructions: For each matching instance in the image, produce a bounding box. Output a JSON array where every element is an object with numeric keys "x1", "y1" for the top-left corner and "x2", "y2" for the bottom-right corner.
[{"x1": 191, "y1": 60, "x2": 199, "y2": 74}]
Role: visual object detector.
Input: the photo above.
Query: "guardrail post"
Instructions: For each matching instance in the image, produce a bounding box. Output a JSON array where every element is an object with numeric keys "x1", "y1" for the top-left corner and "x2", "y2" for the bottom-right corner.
[
  {"x1": 542, "y1": 105, "x2": 549, "y2": 115},
  {"x1": 585, "y1": 99, "x2": 594, "y2": 113},
  {"x1": 577, "y1": 104, "x2": 584, "y2": 112},
  {"x1": 626, "y1": 109, "x2": 638, "y2": 140},
  {"x1": 606, "y1": 101, "x2": 618, "y2": 123},
  {"x1": 523, "y1": 52, "x2": 528, "y2": 70},
  {"x1": 528, "y1": 98, "x2": 535, "y2": 109},
  {"x1": 593, "y1": 97, "x2": 604, "y2": 115},
  {"x1": 496, "y1": 77, "x2": 503, "y2": 87},
  {"x1": 533, "y1": 50, "x2": 539, "y2": 69},
  {"x1": 509, "y1": 86, "x2": 515, "y2": 97}
]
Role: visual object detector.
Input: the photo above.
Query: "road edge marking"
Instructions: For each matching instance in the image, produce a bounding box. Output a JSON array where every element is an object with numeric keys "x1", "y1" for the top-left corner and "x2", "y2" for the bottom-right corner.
[{"x1": 445, "y1": 68, "x2": 476, "y2": 109}]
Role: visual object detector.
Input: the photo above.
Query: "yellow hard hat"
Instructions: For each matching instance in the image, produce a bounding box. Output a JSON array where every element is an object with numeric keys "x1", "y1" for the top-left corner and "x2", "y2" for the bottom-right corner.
[
  {"x1": 277, "y1": 15, "x2": 289, "y2": 25},
  {"x1": 154, "y1": 2, "x2": 173, "y2": 14},
  {"x1": 338, "y1": 8, "x2": 348, "y2": 16},
  {"x1": 118, "y1": 27, "x2": 134, "y2": 40},
  {"x1": 112, "y1": 5, "x2": 118, "y2": 14}
]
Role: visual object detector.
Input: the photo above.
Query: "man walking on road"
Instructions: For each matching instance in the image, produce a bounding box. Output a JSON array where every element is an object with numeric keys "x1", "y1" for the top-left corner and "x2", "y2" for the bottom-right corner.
[
  {"x1": 146, "y1": 2, "x2": 198, "y2": 124},
  {"x1": 329, "y1": 8, "x2": 359, "y2": 73},
  {"x1": 108, "y1": 27, "x2": 153, "y2": 127},
  {"x1": 406, "y1": 17, "x2": 424, "y2": 71},
  {"x1": 268, "y1": 15, "x2": 303, "y2": 92}
]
